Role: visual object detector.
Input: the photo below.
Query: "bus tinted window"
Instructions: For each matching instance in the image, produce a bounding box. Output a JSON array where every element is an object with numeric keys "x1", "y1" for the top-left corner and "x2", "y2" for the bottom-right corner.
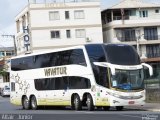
[
  {"x1": 55, "y1": 77, "x2": 68, "y2": 90},
  {"x1": 69, "y1": 77, "x2": 91, "y2": 89},
  {"x1": 85, "y1": 44, "x2": 106, "y2": 62},
  {"x1": 35, "y1": 79, "x2": 51, "y2": 90},
  {"x1": 69, "y1": 49, "x2": 86, "y2": 66},
  {"x1": 11, "y1": 49, "x2": 86, "y2": 71},
  {"x1": 105, "y1": 44, "x2": 140, "y2": 65},
  {"x1": 85, "y1": 44, "x2": 107, "y2": 86},
  {"x1": 34, "y1": 76, "x2": 91, "y2": 91}
]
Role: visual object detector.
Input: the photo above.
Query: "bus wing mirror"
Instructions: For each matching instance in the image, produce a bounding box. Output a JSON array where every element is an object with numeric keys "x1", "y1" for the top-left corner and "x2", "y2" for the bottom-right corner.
[
  {"x1": 142, "y1": 63, "x2": 153, "y2": 76},
  {"x1": 93, "y1": 62, "x2": 115, "y2": 75}
]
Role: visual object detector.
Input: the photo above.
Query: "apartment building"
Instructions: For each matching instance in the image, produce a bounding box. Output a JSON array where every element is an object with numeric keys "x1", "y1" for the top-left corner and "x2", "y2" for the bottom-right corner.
[
  {"x1": 102, "y1": 0, "x2": 160, "y2": 78},
  {"x1": 15, "y1": 0, "x2": 103, "y2": 55}
]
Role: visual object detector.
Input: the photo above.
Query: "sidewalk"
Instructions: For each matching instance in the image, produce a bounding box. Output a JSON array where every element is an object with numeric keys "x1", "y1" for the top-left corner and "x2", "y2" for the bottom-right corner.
[{"x1": 125, "y1": 103, "x2": 160, "y2": 112}]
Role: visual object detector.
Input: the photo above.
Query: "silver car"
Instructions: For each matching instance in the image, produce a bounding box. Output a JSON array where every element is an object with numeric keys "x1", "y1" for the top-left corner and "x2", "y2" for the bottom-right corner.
[{"x1": 1, "y1": 86, "x2": 10, "y2": 97}]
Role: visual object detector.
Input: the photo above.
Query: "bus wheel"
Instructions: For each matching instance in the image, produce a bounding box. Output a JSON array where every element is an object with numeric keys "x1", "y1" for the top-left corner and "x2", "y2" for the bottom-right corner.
[
  {"x1": 74, "y1": 95, "x2": 82, "y2": 111},
  {"x1": 22, "y1": 96, "x2": 30, "y2": 110},
  {"x1": 116, "y1": 106, "x2": 123, "y2": 111},
  {"x1": 86, "y1": 94, "x2": 94, "y2": 111},
  {"x1": 31, "y1": 96, "x2": 38, "y2": 110},
  {"x1": 103, "y1": 106, "x2": 110, "y2": 111}
]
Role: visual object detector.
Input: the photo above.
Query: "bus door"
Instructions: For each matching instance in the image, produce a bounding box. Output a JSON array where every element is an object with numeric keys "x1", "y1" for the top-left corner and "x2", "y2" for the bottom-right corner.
[{"x1": 95, "y1": 66, "x2": 110, "y2": 107}]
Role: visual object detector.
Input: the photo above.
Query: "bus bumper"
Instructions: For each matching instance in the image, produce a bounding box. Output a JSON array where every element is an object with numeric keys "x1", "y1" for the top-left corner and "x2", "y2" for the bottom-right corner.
[{"x1": 109, "y1": 96, "x2": 145, "y2": 107}]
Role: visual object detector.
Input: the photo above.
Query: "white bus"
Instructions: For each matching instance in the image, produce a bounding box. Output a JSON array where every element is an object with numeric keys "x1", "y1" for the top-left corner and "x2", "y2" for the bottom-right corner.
[{"x1": 10, "y1": 44, "x2": 153, "y2": 111}]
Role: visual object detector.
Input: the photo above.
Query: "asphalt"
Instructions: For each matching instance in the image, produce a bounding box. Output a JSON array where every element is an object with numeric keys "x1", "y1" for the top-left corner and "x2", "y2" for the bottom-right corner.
[{"x1": 125, "y1": 103, "x2": 160, "y2": 112}]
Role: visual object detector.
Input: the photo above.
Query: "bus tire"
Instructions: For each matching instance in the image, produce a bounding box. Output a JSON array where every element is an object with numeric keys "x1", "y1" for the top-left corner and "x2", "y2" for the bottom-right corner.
[
  {"x1": 22, "y1": 96, "x2": 30, "y2": 110},
  {"x1": 103, "y1": 106, "x2": 110, "y2": 111},
  {"x1": 116, "y1": 106, "x2": 123, "y2": 111},
  {"x1": 86, "y1": 94, "x2": 94, "y2": 111},
  {"x1": 30, "y1": 96, "x2": 38, "y2": 110},
  {"x1": 74, "y1": 95, "x2": 82, "y2": 111}
]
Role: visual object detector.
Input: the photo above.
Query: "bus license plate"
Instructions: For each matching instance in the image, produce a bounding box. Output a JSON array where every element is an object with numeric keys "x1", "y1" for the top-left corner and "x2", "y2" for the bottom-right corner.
[{"x1": 128, "y1": 101, "x2": 135, "y2": 104}]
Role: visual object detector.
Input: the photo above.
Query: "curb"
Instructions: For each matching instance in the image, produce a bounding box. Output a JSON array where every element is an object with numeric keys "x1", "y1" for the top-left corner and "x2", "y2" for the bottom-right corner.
[{"x1": 147, "y1": 109, "x2": 160, "y2": 112}]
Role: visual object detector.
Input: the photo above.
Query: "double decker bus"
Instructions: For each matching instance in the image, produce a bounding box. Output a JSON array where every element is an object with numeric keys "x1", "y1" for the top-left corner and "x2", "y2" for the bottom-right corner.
[{"x1": 10, "y1": 44, "x2": 152, "y2": 111}]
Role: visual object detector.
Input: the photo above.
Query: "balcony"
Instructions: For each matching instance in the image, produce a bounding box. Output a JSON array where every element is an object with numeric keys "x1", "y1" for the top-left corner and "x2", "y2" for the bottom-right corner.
[{"x1": 113, "y1": 16, "x2": 129, "y2": 21}]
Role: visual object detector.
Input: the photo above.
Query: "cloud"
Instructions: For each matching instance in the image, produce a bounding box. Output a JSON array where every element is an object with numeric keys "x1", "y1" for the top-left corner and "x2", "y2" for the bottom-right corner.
[
  {"x1": 1, "y1": 23, "x2": 16, "y2": 35},
  {"x1": 0, "y1": 0, "x2": 27, "y2": 33}
]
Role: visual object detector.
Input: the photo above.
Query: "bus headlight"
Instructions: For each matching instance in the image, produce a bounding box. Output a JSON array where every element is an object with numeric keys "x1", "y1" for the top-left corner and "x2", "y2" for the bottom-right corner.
[
  {"x1": 112, "y1": 93, "x2": 122, "y2": 98},
  {"x1": 107, "y1": 92, "x2": 122, "y2": 98}
]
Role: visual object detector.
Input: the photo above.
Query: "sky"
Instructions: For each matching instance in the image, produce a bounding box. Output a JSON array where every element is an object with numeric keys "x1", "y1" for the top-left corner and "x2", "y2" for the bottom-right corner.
[{"x1": 0, "y1": 0, "x2": 160, "y2": 35}]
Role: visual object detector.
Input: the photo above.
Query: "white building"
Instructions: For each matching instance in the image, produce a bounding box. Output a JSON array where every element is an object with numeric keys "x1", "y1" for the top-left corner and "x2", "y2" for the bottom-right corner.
[
  {"x1": 15, "y1": 0, "x2": 103, "y2": 55},
  {"x1": 102, "y1": 0, "x2": 160, "y2": 77}
]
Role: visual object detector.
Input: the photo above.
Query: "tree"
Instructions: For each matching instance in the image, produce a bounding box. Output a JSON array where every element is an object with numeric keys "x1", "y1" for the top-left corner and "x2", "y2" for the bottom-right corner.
[{"x1": 0, "y1": 68, "x2": 7, "y2": 76}]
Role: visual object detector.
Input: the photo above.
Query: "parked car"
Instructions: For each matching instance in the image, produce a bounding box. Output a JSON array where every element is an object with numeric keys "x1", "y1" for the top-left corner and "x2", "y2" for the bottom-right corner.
[{"x1": 1, "y1": 86, "x2": 10, "y2": 97}]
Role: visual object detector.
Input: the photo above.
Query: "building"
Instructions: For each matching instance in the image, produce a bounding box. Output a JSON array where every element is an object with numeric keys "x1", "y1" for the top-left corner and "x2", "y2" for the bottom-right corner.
[
  {"x1": 0, "y1": 35, "x2": 15, "y2": 84},
  {"x1": 15, "y1": 0, "x2": 103, "y2": 55},
  {"x1": 102, "y1": 0, "x2": 160, "y2": 78}
]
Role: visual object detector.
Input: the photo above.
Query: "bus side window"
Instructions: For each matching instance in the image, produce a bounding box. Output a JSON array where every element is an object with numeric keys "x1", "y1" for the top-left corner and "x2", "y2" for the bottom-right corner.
[
  {"x1": 96, "y1": 66, "x2": 109, "y2": 88},
  {"x1": 69, "y1": 77, "x2": 91, "y2": 89},
  {"x1": 69, "y1": 49, "x2": 87, "y2": 66},
  {"x1": 11, "y1": 82, "x2": 15, "y2": 91},
  {"x1": 48, "y1": 78, "x2": 55, "y2": 90},
  {"x1": 55, "y1": 77, "x2": 68, "y2": 90}
]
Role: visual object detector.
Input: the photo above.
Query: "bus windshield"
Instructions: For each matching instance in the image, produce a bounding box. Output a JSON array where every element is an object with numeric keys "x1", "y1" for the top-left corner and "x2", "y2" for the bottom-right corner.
[{"x1": 111, "y1": 69, "x2": 144, "y2": 90}]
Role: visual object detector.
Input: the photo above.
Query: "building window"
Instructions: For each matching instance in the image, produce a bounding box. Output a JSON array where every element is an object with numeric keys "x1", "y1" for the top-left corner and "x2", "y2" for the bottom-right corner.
[
  {"x1": 76, "y1": 29, "x2": 86, "y2": 38},
  {"x1": 65, "y1": 11, "x2": 70, "y2": 19},
  {"x1": 6, "y1": 51, "x2": 14, "y2": 56},
  {"x1": 115, "y1": 28, "x2": 136, "y2": 42},
  {"x1": 49, "y1": 11, "x2": 60, "y2": 20},
  {"x1": 66, "y1": 30, "x2": 71, "y2": 38},
  {"x1": 144, "y1": 27, "x2": 158, "y2": 40},
  {"x1": 129, "y1": 9, "x2": 136, "y2": 16},
  {"x1": 146, "y1": 45, "x2": 160, "y2": 58},
  {"x1": 155, "y1": 9, "x2": 159, "y2": 13},
  {"x1": 51, "y1": 31, "x2": 60, "y2": 38},
  {"x1": 139, "y1": 10, "x2": 148, "y2": 17},
  {"x1": 74, "y1": 10, "x2": 85, "y2": 19}
]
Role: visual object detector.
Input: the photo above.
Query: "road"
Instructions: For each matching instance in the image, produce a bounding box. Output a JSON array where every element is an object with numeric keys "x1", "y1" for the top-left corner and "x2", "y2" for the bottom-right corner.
[{"x1": 0, "y1": 97, "x2": 159, "y2": 120}]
